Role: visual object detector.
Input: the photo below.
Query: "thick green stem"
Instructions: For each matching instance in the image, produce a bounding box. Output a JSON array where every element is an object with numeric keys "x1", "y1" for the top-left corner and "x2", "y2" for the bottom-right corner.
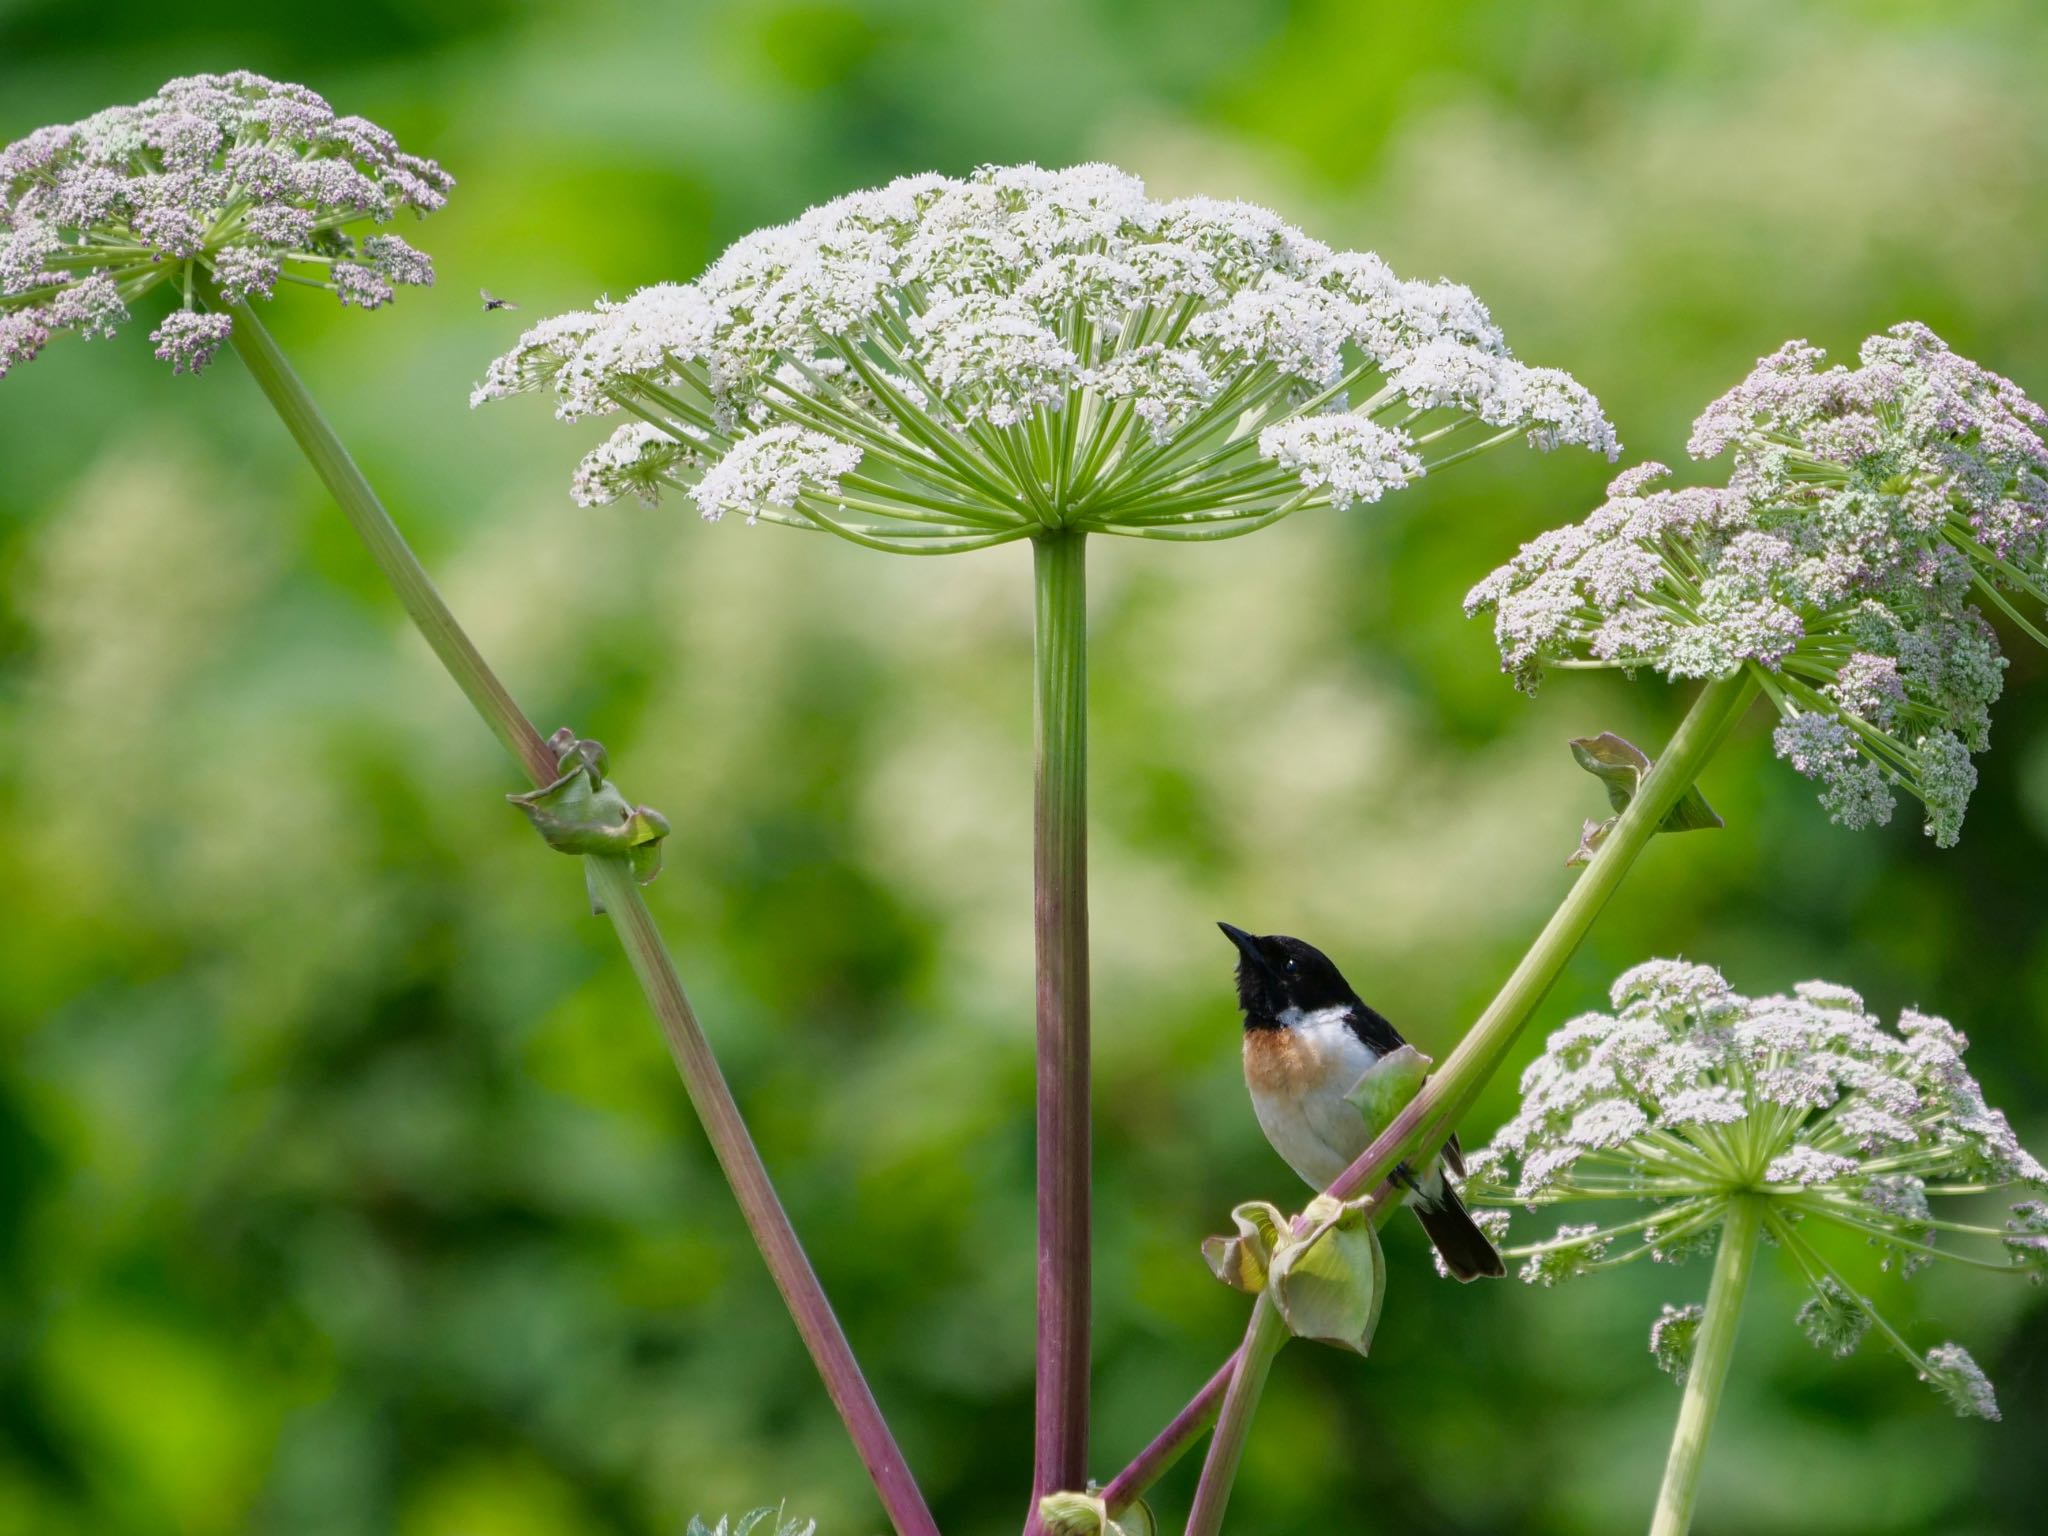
[
  {"x1": 1342, "y1": 667, "x2": 1762, "y2": 1178},
  {"x1": 1030, "y1": 528, "x2": 1093, "y2": 1528},
  {"x1": 216, "y1": 297, "x2": 939, "y2": 1536},
  {"x1": 1104, "y1": 668, "x2": 1762, "y2": 1516},
  {"x1": 1182, "y1": 1295, "x2": 1289, "y2": 1536},
  {"x1": 1650, "y1": 1197, "x2": 1764, "y2": 1536},
  {"x1": 215, "y1": 292, "x2": 556, "y2": 787}
]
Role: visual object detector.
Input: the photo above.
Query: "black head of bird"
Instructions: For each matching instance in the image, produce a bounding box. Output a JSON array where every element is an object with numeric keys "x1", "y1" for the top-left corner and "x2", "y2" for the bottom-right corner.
[{"x1": 1219, "y1": 922, "x2": 1359, "y2": 1027}]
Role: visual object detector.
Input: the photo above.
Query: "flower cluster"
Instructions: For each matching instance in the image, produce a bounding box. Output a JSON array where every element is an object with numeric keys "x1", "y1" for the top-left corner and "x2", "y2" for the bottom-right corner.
[
  {"x1": 475, "y1": 163, "x2": 1617, "y2": 549},
  {"x1": 1463, "y1": 325, "x2": 2048, "y2": 845},
  {"x1": 0, "y1": 71, "x2": 450, "y2": 378},
  {"x1": 1463, "y1": 960, "x2": 2043, "y2": 1417}
]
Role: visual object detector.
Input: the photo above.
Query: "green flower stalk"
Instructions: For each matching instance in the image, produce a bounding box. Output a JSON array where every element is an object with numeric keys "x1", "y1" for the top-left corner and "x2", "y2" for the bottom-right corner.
[
  {"x1": 478, "y1": 160, "x2": 1619, "y2": 1523},
  {"x1": 1463, "y1": 960, "x2": 2046, "y2": 1534},
  {"x1": 2, "y1": 76, "x2": 939, "y2": 1536}
]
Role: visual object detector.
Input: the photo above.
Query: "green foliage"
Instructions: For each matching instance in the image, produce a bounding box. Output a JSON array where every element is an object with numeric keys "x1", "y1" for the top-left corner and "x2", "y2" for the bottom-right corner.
[
  {"x1": 1203, "y1": 1192, "x2": 1387, "y2": 1355},
  {"x1": 508, "y1": 729, "x2": 673, "y2": 903},
  {"x1": 2, "y1": 3, "x2": 2046, "y2": 1535},
  {"x1": 1566, "y1": 732, "x2": 1724, "y2": 866},
  {"x1": 1342, "y1": 1041, "x2": 1432, "y2": 1134}
]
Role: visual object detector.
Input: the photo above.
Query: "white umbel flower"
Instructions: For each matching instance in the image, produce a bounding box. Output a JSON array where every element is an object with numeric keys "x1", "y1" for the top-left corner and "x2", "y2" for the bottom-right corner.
[
  {"x1": 1463, "y1": 959, "x2": 2043, "y2": 1419},
  {"x1": 475, "y1": 162, "x2": 1615, "y2": 552},
  {"x1": 1256, "y1": 416, "x2": 1421, "y2": 509},
  {"x1": 906, "y1": 293, "x2": 1078, "y2": 428},
  {"x1": 690, "y1": 425, "x2": 862, "y2": 525},
  {"x1": 573, "y1": 420, "x2": 708, "y2": 508}
]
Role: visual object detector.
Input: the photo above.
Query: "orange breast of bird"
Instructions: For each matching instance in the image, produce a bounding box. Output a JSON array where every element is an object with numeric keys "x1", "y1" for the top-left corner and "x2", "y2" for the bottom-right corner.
[{"x1": 1243, "y1": 1024, "x2": 1352, "y2": 1097}]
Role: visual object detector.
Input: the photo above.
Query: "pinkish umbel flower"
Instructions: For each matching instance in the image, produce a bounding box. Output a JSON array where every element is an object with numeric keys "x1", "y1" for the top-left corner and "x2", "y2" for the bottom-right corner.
[
  {"x1": 0, "y1": 71, "x2": 451, "y2": 379},
  {"x1": 149, "y1": 309, "x2": 234, "y2": 374},
  {"x1": 1464, "y1": 326, "x2": 2048, "y2": 846}
]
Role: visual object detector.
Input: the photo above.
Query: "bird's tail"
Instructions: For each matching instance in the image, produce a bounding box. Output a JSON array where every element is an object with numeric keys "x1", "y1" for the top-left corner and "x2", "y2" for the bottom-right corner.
[{"x1": 1409, "y1": 1181, "x2": 1505, "y2": 1283}]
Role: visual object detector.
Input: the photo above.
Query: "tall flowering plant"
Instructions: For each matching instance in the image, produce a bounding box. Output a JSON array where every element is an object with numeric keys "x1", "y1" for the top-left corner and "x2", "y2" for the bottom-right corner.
[
  {"x1": 1101, "y1": 326, "x2": 2048, "y2": 1531},
  {"x1": 7, "y1": 69, "x2": 2044, "y2": 1536},
  {"x1": 0, "y1": 70, "x2": 448, "y2": 375},
  {"x1": 3, "y1": 74, "x2": 939, "y2": 1536},
  {"x1": 472, "y1": 164, "x2": 1616, "y2": 542},
  {"x1": 477, "y1": 161, "x2": 1618, "y2": 1526},
  {"x1": 1465, "y1": 961, "x2": 2045, "y2": 1535},
  {"x1": 1466, "y1": 325, "x2": 2048, "y2": 844}
]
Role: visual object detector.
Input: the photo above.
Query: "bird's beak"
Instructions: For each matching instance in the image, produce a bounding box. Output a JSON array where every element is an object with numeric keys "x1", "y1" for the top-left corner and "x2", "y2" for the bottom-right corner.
[{"x1": 1217, "y1": 921, "x2": 1272, "y2": 974}]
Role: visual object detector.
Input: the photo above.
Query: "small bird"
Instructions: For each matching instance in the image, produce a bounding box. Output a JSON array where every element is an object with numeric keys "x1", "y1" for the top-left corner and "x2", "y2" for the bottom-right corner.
[
  {"x1": 480, "y1": 288, "x2": 519, "y2": 312},
  {"x1": 1220, "y1": 922, "x2": 1505, "y2": 1281}
]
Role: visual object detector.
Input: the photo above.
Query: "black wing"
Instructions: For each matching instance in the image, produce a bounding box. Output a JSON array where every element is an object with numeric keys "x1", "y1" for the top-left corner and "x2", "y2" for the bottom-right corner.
[{"x1": 1342, "y1": 1000, "x2": 1407, "y2": 1056}]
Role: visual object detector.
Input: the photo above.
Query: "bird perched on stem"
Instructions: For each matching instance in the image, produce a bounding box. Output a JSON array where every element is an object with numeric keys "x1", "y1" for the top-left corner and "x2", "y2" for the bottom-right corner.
[{"x1": 1220, "y1": 923, "x2": 1504, "y2": 1281}]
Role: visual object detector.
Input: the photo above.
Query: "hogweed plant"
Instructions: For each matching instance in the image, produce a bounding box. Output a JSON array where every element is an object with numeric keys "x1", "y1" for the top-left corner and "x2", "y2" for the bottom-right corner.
[
  {"x1": 470, "y1": 163, "x2": 1620, "y2": 544},
  {"x1": 1100, "y1": 326, "x2": 2048, "y2": 1531},
  {"x1": 1463, "y1": 961, "x2": 2047, "y2": 1535},
  {"x1": 7, "y1": 69, "x2": 2045, "y2": 1536},
  {"x1": 3, "y1": 74, "x2": 939, "y2": 1536},
  {"x1": 0, "y1": 70, "x2": 448, "y2": 376},
  {"x1": 476, "y1": 160, "x2": 1619, "y2": 1527},
  {"x1": 1465, "y1": 324, "x2": 2048, "y2": 846}
]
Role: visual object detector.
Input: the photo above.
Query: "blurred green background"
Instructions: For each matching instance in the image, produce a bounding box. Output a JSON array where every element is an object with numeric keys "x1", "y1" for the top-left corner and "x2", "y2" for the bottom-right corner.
[{"x1": 3, "y1": 1, "x2": 2047, "y2": 1532}]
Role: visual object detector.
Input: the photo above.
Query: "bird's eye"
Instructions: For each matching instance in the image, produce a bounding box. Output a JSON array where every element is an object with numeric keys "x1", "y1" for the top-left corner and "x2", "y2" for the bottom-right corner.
[{"x1": 1283, "y1": 957, "x2": 1299, "y2": 974}]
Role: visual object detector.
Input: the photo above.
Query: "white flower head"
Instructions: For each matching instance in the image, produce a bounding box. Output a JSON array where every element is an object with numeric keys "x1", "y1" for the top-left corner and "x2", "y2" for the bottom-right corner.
[
  {"x1": 1518, "y1": 1223, "x2": 1611, "y2": 1287},
  {"x1": 1, "y1": 72, "x2": 451, "y2": 378},
  {"x1": 1797, "y1": 1278, "x2": 1871, "y2": 1358},
  {"x1": 689, "y1": 425, "x2": 861, "y2": 525},
  {"x1": 475, "y1": 163, "x2": 1614, "y2": 551},
  {"x1": 1080, "y1": 346, "x2": 1219, "y2": 444},
  {"x1": 573, "y1": 420, "x2": 709, "y2": 508},
  {"x1": 1464, "y1": 958, "x2": 2042, "y2": 1414},
  {"x1": 1466, "y1": 326, "x2": 2048, "y2": 845},
  {"x1": 2005, "y1": 1200, "x2": 2048, "y2": 1284},
  {"x1": 907, "y1": 292, "x2": 1077, "y2": 428},
  {"x1": 149, "y1": 309, "x2": 233, "y2": 374},
  {"x1": 1257, "y1": 415, "x2": 1421, "y2": 510}
]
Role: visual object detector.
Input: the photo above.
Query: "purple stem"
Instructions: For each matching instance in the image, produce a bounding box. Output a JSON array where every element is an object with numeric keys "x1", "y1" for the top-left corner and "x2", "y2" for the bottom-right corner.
[
  {"x1": 1183, "y1": 1296, "x2": 1289, "y2": 1536},
  {"x1": 224, "y1": 298, "x2": 940, "y2": 1536},
  {"x1": 1099, "y1": 1355, "x2": 1239, "y2": 1516},
  {"x1": 1028, "y1": 529, "x2": 1092, "y2": 1529}
]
